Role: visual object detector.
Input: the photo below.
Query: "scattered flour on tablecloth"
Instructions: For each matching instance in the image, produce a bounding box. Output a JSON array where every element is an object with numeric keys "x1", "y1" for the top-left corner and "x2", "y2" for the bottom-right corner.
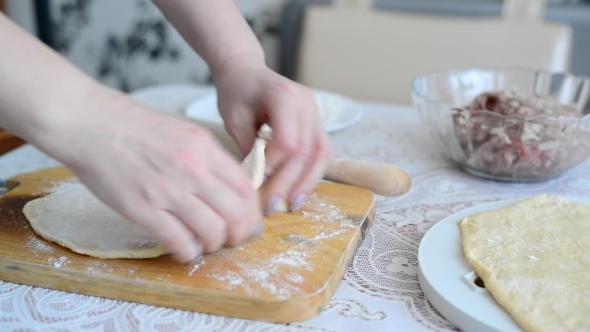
[{"x1": 194, "y1": 193, "x2": 359, "y2": 300}]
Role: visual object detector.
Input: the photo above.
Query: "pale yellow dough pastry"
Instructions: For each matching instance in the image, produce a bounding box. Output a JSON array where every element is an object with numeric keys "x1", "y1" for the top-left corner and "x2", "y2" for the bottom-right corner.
[
  {"x1": 241, "y1": 138, "x2": 288, "y2": 211},
  {"x1": 23, "y1": 183, "x2": 167, "y2": 259},
  {"x1": 23, "y1": 138, "x2": 283, "y2": 259},
  {"x1": 459, "y1": 194, "x2": 590, "y2": 332}
]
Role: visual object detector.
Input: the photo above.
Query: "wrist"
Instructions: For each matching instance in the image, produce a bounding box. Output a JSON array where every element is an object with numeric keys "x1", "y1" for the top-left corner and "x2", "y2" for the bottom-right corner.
[
  {"x1": 209, "y1": 52, "x2": 266, "y2": 84},
  {"x1": 28, "y1": 81, "x2": 126, "y2": 166}
]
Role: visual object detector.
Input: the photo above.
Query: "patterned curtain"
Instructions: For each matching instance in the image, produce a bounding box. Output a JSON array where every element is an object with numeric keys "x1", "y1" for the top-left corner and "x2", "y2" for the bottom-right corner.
[{"x1": 35, "y1": 0, "x2": 283, "y2": 93}]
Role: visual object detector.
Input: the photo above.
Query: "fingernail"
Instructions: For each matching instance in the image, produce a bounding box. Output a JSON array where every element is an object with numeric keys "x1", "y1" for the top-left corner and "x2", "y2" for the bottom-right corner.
[
  {"x1": 264, "y1": 195, "x2": 280, "y2": 216},
  {"x1": 290, "y1": 193, "x2": 307, "y2": 211},
  {"x1": 251, "y1": 223, "x2": 265, "y2": 238}
]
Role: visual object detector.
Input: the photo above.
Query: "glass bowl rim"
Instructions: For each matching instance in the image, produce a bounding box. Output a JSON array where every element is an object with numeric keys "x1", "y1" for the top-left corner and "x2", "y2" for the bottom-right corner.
[{"x1": 411, "y1": 66, "x2": 590, "y2": 122}]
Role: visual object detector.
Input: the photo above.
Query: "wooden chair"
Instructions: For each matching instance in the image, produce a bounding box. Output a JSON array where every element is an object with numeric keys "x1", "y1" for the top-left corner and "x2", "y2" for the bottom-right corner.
[{"x1": 295, "y1": 0, "x2": 573, "y2": 104}]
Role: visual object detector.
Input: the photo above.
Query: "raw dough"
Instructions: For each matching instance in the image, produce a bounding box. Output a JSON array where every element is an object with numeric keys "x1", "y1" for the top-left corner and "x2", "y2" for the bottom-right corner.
[
  {"x1": 459, "y1": 195, "x2": 590, "y2": 332},
  {"x1": 241, "y1": 138, "x2": 268, "y2": 190},
  {"x1": 241, "y1": 138, "x2": 289, "y2": 211},
  {"x1": 23, "y1": 183, "x2": 167, "y2": 259},
  {"x1": 23, "y1": 138, "x2": 286, "y2": 259}
]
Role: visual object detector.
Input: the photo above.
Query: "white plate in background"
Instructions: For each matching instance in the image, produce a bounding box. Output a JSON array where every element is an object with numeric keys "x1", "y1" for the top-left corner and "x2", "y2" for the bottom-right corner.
[{"x1": 184, "y1": 89, "x2": 364, "y2": 133}]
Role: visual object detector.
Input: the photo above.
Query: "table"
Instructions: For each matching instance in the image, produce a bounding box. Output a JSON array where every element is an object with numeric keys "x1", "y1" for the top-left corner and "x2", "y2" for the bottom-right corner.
[{"x1": 1, "y1": 84, "x2": 589, "y2": 332}]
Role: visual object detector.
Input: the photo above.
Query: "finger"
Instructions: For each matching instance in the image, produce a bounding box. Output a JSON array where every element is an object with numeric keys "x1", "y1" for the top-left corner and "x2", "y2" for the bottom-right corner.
[
  {"x1": 288, "y1": 135, "x2": 332, "y2": 210},
  {"x1": 193, "y1": 177, "x2": 263, "y2": 246},
  {"x1": 210, "y1": 147, "x2": 258, "y2": 200},
  {"x1": 279, "y1": 96, "x2": 316, "y2": 205},
  {"x1": 222, "y1": 105, "x2": 259, "y2": 157},
  {"x1": 128, "y1": 207, "x2": 203, "y2": 263},
  {"x1": 262, "y1": 91, "x2": 300, "y2": 175},
  {"x1": 262, "y1": 94, "x2": 320, "y2": 214},
  {"x1": 262, "y1": 152, "x2": 310, "y2": 215},
  {"x1": 168, "y1": 194, "x2": 228, "y2": 254},
  {"x1": 183, "y1": 131, "x2": 254, "y2": 200}
]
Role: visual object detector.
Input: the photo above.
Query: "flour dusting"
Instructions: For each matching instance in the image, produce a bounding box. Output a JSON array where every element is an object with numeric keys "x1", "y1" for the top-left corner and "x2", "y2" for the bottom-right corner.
[
  {"x1": 208, "y1": 262, "x2": 305, "y2": 300},
  {"x1": 35, "y1": 179, "x2": 78, "y2": 195},
  {"x1": 48, "y1": 256, "x2": 69, "y2": 268},
  {"x1": 303, "y1": 194, "x2": 358, "y2": 233},
  {"x1": 193, "y1": 193, "x2": 360, "y2": 300},
  {"x1": 286, "y1": 272, "x2": 304, "y2": 285},
  {"x1": 188, "y1": 256, "x2": 205, "y2": 276},
  {"x1": 86, "y1": 261, "x2": 113, "y2": 274},
  {"x1": 25, "y1": 235, "x2": 53, "y2": 253}
]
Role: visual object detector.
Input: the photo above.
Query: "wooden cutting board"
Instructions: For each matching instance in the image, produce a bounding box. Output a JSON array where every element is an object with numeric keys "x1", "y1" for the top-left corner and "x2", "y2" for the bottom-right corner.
[
  {"x1": 0, "y1": 167, "x2": 375, "y2": 322},
  {"x1": 0, "y1": 130, "x2": 25, "y2": 155}
]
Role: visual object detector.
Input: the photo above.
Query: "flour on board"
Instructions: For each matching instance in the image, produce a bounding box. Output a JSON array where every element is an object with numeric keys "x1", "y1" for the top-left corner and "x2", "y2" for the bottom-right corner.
[
  {"x1": 48, "y1": 256, "x2": 69, "y2": 268},
  {"x1": 188, "y1": 256, "x2": 205, "y2": 276},
  {"x1": 25, "y1": 235, "x2": 53, "y2": 253},
  {"x1": 189, "y1": 193, "x2": 360, "y2": 300},
  {"x1": 35, "y1": 179, "x2": 78, "y2": 196},
  {"x1": 86, "y1": 261, "x2": 113, "y2": 274}
]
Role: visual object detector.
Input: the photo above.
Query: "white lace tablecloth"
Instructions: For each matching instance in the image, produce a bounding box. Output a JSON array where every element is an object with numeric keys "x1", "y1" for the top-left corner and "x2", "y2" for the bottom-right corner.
[{"x1": 1, "y1": 84, "x2": 589, "y2": 332}]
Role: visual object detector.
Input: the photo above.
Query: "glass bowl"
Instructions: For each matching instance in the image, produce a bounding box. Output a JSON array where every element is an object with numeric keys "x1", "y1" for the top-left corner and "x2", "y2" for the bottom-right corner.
[{"x1": 412, "y1": 67, "x2": 590, "y2": 182}]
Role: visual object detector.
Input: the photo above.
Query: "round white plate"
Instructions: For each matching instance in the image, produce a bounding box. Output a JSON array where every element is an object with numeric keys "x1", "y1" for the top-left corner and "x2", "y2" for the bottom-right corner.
[
  {"x1": 130, "y1": 84, "x2": 214, "y2": 115},
  {"x1": 183, "y1": 90, "x2": 364, "y2": 133},
  {"x1": 417, "y1": 196, "x2": 590, "y2": 332}
]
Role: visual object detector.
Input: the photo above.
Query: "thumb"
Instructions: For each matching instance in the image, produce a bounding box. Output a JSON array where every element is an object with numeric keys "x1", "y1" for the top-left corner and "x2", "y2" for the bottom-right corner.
[{"x1": 222, "y1": 107, "x2": 259, "y2": 158}]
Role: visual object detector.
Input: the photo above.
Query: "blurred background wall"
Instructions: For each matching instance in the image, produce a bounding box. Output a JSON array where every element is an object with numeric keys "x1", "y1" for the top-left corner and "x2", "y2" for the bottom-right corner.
[{"x1": 3, "y1": 0, "x2": 590, "y2": 93}]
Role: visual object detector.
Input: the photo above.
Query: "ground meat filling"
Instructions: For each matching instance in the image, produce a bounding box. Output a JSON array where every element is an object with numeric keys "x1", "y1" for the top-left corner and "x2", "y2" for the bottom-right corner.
[{"x1": 452, "y1": 90, "x2": 583, "y2": 179}]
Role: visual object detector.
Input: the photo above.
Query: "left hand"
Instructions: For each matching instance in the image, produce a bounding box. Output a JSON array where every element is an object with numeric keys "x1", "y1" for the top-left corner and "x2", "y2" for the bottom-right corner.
[{"x1": 213, "y1": 54, "x2": 332, "y2": 215}]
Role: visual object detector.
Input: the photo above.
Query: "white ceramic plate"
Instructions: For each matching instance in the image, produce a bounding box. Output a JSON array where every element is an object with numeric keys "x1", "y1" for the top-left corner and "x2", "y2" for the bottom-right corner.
[
  {"x1": 417, "y1": 196, "x2": 590, "y2": 332},
  {"x1": 183, "y1": 90, "x2": 364, "y2": 133}
]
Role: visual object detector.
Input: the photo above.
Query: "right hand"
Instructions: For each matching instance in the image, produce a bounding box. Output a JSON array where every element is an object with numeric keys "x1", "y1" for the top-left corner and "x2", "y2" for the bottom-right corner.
[{"x1": 46, "y1": 86, "x2": 263, "y2": 263}]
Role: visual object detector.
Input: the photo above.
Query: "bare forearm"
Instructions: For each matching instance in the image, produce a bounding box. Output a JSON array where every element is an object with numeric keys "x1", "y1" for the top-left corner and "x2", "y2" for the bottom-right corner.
[
  {"x1": 0, "y1": 14, "x2": 97, "y2": 143},
  {"x1": 0, "y1": 13, "x2": 119, "y2": 161},
  {"x1": 152, "y1": 0, "x2": 264, "y2": 78}
]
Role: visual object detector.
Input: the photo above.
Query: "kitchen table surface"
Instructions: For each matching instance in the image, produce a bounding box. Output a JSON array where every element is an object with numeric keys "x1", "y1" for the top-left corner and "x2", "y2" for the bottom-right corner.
[{"x1": 1, "y1": 84, "x2": 589, "y2": 332}]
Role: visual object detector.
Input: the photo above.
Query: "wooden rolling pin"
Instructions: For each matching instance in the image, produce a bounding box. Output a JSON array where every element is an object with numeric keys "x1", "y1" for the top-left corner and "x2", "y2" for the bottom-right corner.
[{"x1": 324, "y1": 158, "x2": 411, "y2": 196}]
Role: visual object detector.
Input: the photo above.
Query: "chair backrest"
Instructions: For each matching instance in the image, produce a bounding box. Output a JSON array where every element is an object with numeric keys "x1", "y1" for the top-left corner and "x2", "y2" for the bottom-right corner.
[{"x1": 296, "y1": 0, "x2": 573, "y2": 104}]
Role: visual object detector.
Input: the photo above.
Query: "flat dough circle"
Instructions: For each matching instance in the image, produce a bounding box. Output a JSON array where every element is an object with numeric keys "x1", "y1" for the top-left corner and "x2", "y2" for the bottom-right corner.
[
  {"x1": 23, "y1": 183, "x2": 167, "y2": 259},
  {"x1": 459, "y1": 195, "x2": 590, "y2": 332},
  {"x1": 23, "y1": 138, "x2": 285, "y2": 259}
]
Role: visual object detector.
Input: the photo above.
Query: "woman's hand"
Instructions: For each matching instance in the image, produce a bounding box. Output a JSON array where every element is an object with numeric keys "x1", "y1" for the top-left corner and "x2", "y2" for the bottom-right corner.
[
  {"x1": 214, "y1": 55, "x2": 332, "y2": 215},
  {"x1": 151, "y1": 0, "x2": 332, "y2": 215},
  {"x1": 52, "y1": 87, "x2": 263, "y2": 263},
  {"x1": 0, "y1": 12, "x2": 263, "y2": 263}
]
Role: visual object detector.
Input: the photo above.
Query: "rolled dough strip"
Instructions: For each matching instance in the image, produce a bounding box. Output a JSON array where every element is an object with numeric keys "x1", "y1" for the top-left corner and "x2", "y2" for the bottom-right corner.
[
  {"x1": 240, "y1": 138, "x2": 268, "y2": 190},
  {"x1": 241, "y1": 138, "x2": 289, "y2": 212}
]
